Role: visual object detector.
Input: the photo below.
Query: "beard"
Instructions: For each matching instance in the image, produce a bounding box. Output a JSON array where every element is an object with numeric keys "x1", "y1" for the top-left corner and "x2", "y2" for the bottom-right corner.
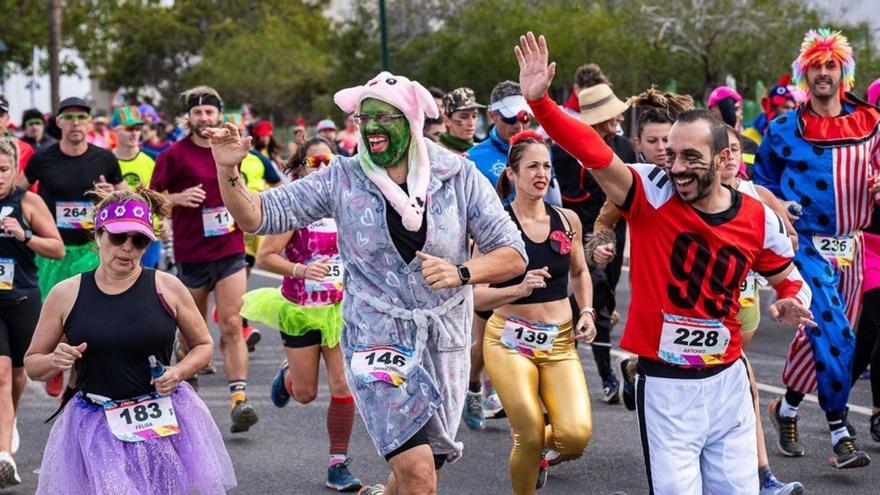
[
  {"x1": 670, "y1": 164, "x2": 715, "y2": 204},
  {"x1": 808, "y1": 76, "x2": 840, "y2": 100},
  {"x1": 191, "y1": 119, "x2": 219, "y2": 138}
]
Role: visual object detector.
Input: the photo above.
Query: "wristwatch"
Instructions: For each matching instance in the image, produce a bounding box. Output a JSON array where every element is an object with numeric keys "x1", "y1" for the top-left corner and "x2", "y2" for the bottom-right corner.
[
  {"x1": 580, "y1": 307, "x2": 596, "y2": 320},
  {"x1": 457, "y1": 265, "x2": 471, "y2": 285},
  {"x1": 23, "y1": 230, "x2": 33, "y2": 244}
]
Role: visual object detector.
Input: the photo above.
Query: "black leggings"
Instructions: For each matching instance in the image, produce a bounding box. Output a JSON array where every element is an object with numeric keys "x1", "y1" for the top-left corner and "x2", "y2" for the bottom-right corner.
[
  {"x1": 851, "y1": 288, "x2": 880, "y2": 408},
  {"x1": 0, "y1": 294, "x2": 41, "y2": 367},
  {"x1": 384, "y1": 424, "x2": 447, "y2": 470}
]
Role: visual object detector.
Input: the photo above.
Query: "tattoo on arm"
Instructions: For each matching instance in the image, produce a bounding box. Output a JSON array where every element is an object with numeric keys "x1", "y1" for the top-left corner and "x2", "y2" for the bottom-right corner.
[
  {"x1": 227, "y1": 176, "x2": 240, "y2": 188},
  {"x1": 226, "y1": 173, "x2": 257, "y2": 212}
]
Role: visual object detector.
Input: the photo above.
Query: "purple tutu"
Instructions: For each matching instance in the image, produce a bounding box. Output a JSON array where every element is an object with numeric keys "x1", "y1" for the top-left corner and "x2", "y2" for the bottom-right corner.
[{"x1": 36, "y1": 382, "x2": 236, "y2": 494}]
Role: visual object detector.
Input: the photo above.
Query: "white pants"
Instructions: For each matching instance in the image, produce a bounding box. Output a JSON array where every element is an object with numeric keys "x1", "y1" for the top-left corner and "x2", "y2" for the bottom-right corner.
[{"x1": 636, "y1": 359, "x2": 758, "y2": 495}]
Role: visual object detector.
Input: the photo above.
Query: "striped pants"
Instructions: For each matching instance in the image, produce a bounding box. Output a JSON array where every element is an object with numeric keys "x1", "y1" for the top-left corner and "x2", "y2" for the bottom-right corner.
[{"x1": 782, "y1": 232, "x2": 863, "y2": 413}]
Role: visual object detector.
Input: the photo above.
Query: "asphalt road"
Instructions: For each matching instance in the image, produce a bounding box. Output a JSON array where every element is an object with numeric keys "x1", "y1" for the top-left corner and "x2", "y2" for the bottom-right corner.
[{"x1": 9, "y1": 269, "x2": 880, "y2": 494}]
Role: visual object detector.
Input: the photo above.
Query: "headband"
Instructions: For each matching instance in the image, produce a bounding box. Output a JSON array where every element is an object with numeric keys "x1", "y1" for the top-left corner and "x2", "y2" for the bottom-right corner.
[{"x1": 186, "y1": 94, "x2": 224, "y2": 113}]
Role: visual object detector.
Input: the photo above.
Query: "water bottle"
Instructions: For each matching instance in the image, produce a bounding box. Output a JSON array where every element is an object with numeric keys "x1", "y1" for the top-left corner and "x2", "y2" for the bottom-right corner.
[
  {"x1": 787, "y1": 203, "x2": 803, "y2": 217},
  {"x1": 148, "y1": 355, "x2": 166, "y2": 379}
]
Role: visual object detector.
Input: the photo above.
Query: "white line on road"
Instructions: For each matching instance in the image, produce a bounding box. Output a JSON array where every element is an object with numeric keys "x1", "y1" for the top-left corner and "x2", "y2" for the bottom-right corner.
[{"x1": 609, "y1": 348, "x2": 874, "y2": 416}]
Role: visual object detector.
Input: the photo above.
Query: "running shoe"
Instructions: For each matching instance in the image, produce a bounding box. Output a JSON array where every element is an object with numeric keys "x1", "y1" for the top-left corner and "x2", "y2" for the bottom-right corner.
[
  {"x1": 357, "y1": 484, "x2": 385, "y2": 495},
  {"x1": 230, "y1": 399, "x2": 258, "y2": 434},
  {"x1": 618, "y1": 356, "x2": 636, "y2": 411},
  {"x1": 327, "y1": 458, "x2": 363, "y2": 492},
  {"x1": 829, "y1": 436, "x2": 871, "y2": 469},
  {"x1": 870, "y1": 412, "x2": 880, "y2": 443},
  {"x1": 768, "y1": 398, "x2": 805, "y2": 457},
  {"x1": 10, "y1": 418, "x2": 18, "y2": 455},
  {"x1": 843, "y1": 407, "x2": 856, "y2": 438},
  {"x1": 483, "y1": 390, "x2": 505, "y2": 419},
  {"x1": 44, "y1": 371, "x2": 63, "y2": 397},
  {"x1": 759, "y1": 474, "x2": 803, "y2": 495},
  {"x1": 602, "y1": 375, "x2": 620, "y2": 404},
  {"x1": 242, "y1": 325, "x2": 261, "y2": 353},
  {"x1": 536, "y1": 453, "x2": 550, "y2": 490},
  {"x1": 0, "y1": 451, "x2": 20, "y2": 489},
  {"x1": 463, "y1": 391, "x2": 485, "y2": 430},
  {"x1": 270, "y1": 360, "x2": 291, "y2": 408}
]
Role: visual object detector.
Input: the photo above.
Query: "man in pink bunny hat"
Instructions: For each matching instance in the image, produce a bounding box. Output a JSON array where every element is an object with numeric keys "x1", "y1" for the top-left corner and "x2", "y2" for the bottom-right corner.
[{"x1": 207, "y1": 72, "x2": 527, "y2": 493}]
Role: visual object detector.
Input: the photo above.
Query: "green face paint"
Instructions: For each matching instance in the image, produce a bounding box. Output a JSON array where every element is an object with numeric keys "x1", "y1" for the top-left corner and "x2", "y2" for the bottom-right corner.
[{"x1": 359, "y1": 98, "x2": 411, "y2": 168}]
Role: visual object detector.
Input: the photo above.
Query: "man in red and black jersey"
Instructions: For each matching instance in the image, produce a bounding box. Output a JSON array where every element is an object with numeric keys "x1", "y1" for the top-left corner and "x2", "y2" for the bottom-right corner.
[{"x1": 516, "y1": 32, "x2": 815, "y2": 494}]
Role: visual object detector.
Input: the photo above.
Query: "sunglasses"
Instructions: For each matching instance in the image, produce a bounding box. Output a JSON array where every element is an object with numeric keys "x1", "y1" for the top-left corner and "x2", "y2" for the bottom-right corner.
[
  {"x1": 105, "y1": 231, "x2": 151, "y2": 250},
  {"x1": 304, "y1": 153, "x2": 333, "y2": 168},
  {"x1": 25, "y1": 119, "x2": 45, "y2": 127},
  {"x1": 59, "y1": 113, "x2": 91, "y2": 122},
  {"x1": 500, "y1": 110, "x2": 531, "y2": 126},
  {"x1": 352, "y1": 112, "x2": 406, "y2": 124},
  {"x1": 124, "y1": 125, "x2": 143, "y2": 133}
]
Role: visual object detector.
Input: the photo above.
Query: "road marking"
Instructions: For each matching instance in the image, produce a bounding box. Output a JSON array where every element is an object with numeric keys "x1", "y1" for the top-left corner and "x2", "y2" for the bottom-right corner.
[
  {"x1": 252, "y1": 268, "x2": 284, "y2": 281},
  {"x1": 608, "y1": 349, "x2": 874, "y2": 416}
]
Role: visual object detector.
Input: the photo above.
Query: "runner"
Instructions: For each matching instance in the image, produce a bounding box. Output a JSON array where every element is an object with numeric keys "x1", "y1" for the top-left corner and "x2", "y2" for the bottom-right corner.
[
  {"x1": 754, "y1": 28, "x2": 878, "y2": 468},
  {"x1": 516, "y1": 32, "x2": 815, "y2": 493},
  {"x1": 475, "y1": 130, "x2": 595, "y2": 493},
  {"x1": 0, "y1": 95, "x2": 34, "y2": 174},
  {"x1": 24, "y1": 189, "x2": 235, "y2": 494},
  {"x1": 0, "y1": 138, "x2": 64, "y2": 488},
  {"x1": 86, "y1": 112, "x2": 116, "y2": 150},
  {"x1": 19, "y1": 109, "x2": 57, "y2": 153},
  {"x1": 850, "y1": 206, "x2": 880, "y2": 442},
  {"x1": 721, "y1": 127, "x2": 804, "y2": 495},
  {"x1": 208, "y1": 71, "x2": 527, "y2": 495},
  {"x1": 141, "y1": 122, "x2": 171, "y2": 159},
  {"x1": 111, "y1": 106, "x2": 163, "y2": 268},
  {"x1": 744, "y1": 75, "x2": 798, "y2": 146},
  {"x1": 337, "y1": 115, "x2": 360, "y2": 156},
  {"x1": 241, "y1": 136, "x2": 363, "y2": 492},
  {"x1": 438, "y1": 87, "x2": 483, "y2": 155},
  {"x1": 149, "y1": 86, "x2": 258, "y2": 433}
]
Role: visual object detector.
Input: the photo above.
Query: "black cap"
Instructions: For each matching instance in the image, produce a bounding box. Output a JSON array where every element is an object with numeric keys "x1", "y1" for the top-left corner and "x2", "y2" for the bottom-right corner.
[
  {"x1": 22, "y1": 108, "x2": 44, "y2": 123},
  {"x1": 0, "y1": 96, "x2": 8, "y2": 114},
  {"x1": 58, "y1": 97, "x2": 91, "y2": 114}
]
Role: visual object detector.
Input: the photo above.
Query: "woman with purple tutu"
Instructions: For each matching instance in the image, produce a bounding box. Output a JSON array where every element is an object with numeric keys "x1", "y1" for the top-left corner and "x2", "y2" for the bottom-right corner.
[
  {"x1": 24, "y1": 188, "x2": 236, "y2": 494},
  {"x1": 240, "y1": 137, "x2": 362, "y2": 492}
]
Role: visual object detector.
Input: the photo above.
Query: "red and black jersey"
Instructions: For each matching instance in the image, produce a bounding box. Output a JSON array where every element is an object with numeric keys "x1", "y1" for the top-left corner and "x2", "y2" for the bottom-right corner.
[{"x1": 619, "y1": 164, "x2": 794, "y2": 365}]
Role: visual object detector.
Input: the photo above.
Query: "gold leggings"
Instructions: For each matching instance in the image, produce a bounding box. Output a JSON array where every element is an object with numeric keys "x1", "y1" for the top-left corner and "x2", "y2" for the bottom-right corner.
[{"x1": 484, "y1": 314, "x2": 593, "y2": 495}]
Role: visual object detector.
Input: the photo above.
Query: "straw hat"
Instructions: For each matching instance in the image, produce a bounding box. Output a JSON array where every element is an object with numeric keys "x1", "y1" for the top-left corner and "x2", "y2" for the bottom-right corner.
[{"x1": 578, "y1": 84, "x2": 629, "y2": 125}]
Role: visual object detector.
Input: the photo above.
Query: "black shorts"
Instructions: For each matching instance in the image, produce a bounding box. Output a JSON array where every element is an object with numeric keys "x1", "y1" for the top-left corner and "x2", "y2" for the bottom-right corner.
[
  {"x1": 177, "y1": 253, "x2": 247, "y2": 291},
  {"x1": 0, "y1": 293, "x2": 41, "y2": 367},
  {"x1": 384, "y1": 424, "x2": 447, "y2": 470},
  {"x1": 280, "y1": 330, "x2": 322, "y2": 348}
]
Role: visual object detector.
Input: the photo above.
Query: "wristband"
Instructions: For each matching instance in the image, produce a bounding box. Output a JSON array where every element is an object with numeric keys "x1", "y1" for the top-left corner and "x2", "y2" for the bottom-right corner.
[
  {"x1": 292, "y1": 264, "x2": 303, "y2": 278},
  {"x1": 580, "y1": 307, "x2": 596, "y2": 319}
]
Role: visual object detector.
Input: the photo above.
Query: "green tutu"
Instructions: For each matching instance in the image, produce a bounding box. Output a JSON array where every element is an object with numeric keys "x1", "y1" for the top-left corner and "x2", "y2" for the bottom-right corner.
[
  {"x1": 241, "y1": 287, "x2": 343, "y2": 348},
  {"x1": 36, "y1": 243, "x2": 100, "y2": 301}
]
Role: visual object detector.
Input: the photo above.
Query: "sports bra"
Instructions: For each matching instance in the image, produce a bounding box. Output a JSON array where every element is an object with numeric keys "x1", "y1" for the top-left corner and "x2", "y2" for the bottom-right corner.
[{"x1": 491, "y1": 203, "x2": 572, "y2": 304}]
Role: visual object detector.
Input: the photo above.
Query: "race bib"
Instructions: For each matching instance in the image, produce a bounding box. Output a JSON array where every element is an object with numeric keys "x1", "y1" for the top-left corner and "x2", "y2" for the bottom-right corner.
[
  {"x1": 812, "y1": 235, "x2": 854, "y2": 266},
  {"x1": 202, "y1": 206, "x2": 235, "y2": 237},
  {"x1": 350, "y1": 345, "x2": 415, "y2": 387},
  {"x1": 739, "y1": 271, "x2": 757, "y2": 307},
  {"x1": 658, "y1": 313, "x2": 730, "y2": 367},
  {"x1": 103, "y1": 393, "x2": 180, "y2": 442},
  {"x1": 55, "y1": 201, "x2": 94, "y2": 229},
  {"x1": 304, "y1": 256, "x2": 344, "y2": 292},
  {"x1": 501, "y1": 317, "x2": 560, "y2": 357},
  {"x1": 0, "y1": 258, "x2": 13, "y2": 291}
]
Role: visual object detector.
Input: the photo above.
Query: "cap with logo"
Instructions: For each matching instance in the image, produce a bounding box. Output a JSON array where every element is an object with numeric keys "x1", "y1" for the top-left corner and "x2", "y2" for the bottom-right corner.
[
  {"x1": 443, "y1": 87, "x2": 485, "y2": 116},
  {"x1": 316, "y1": 119, "x2": 337, "y2": 132}
]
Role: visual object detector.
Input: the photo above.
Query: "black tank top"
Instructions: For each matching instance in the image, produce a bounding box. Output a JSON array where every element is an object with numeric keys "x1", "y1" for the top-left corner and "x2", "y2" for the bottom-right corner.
[
  {"x1": 65, "y1": 269, "x2": 176, "y2": 399},
  {"x1": 491, "y1": 203, "x2": 571, "y2": 304},
  {"x1": 0, "y1": 187, "x2": 38, "y2": 303}
]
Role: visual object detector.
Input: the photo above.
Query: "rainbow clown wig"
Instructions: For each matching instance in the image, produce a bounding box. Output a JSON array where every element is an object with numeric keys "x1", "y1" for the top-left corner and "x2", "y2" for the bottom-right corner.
[{"x1": 792, "y1": 28, "x2": 855, "y2": 94}]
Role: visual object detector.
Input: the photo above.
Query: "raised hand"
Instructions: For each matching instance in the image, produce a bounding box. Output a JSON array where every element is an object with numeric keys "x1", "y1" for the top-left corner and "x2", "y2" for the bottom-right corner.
[
  {"x1": 203, "y1": 122, "x2": 253, "y2": 170},
  {"x1": 514, "y1": 32, "x2": 557, "y2": 101}
]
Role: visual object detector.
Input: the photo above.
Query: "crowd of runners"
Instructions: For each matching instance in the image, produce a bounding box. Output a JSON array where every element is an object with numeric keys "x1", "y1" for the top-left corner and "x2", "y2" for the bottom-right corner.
[{"x1": 0, "y1": 26, "x2": 878, "y2": 495}]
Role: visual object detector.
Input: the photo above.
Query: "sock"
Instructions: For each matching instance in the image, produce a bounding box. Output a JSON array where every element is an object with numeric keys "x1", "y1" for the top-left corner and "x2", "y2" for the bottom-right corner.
[
  {"x1": 779, "y1": 397, "x2": 800, "y2": 418},
  {"x1": 327, "y1": 395, "x2": 355, "y2": 466},
  {"x1": 468, "y1": 381, "x2": 482, "y2": 394},
  {"x1": 229, "y1": 379, "x2": 247, "y2": 406},
  {"x1": 784, "y1": 388, "x2": 804, "y2": 407},
  {"x1": 758, "y1": 465, "x2": 774, "y2": 486},
  {"x1": 329, "y1": 454, "x2": 347, "y2": 468},
  {"x1": 830, "y1": 426, "x2": 850, "y2": 446}
]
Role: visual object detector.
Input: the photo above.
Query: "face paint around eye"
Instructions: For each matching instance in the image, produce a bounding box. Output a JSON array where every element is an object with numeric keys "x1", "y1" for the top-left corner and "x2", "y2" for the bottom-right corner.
[{"x1": 359, "y1": 98, "x2": 411, "y2": 169}]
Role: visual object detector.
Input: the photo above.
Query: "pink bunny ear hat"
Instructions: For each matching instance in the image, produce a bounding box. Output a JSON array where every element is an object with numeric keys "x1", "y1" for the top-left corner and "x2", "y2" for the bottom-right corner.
[{"x1": 334, "y1": 72, "x2": 439, "y2": 232}]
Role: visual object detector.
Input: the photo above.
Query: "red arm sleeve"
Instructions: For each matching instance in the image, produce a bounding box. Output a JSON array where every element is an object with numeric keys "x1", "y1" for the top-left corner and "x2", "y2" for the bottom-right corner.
[{"x1": 526, "y1": 94, "x2": 614, "y2": 169}]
